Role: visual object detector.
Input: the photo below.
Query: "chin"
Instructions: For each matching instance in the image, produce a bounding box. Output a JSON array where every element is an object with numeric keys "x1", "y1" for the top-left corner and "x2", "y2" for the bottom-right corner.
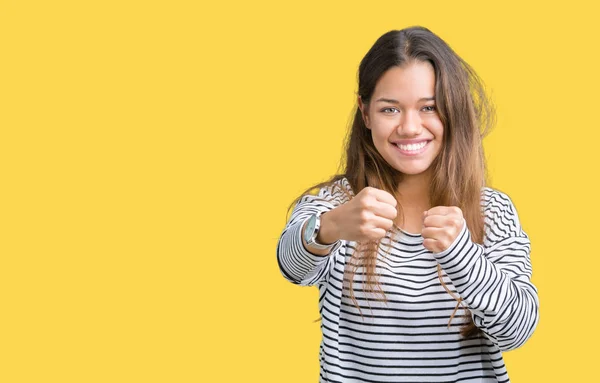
[
  {"x1": 391, "y1": 163, "x2": 434, "y2": 177},
  {"x1": 399, "y1": 169, "x2": 429, "y2": 176}
]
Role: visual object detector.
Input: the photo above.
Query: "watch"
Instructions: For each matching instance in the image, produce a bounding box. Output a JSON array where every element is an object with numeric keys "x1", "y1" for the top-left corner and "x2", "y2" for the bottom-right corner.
[{"x1": 303, "y1": 212, "x2": 338, "y2": 251}]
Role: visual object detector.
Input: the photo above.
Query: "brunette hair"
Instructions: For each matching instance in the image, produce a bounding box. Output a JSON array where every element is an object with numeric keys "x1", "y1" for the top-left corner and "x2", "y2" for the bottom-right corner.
[{"x1": 292, "y1": 26, "x2": 495, "y2": 337}]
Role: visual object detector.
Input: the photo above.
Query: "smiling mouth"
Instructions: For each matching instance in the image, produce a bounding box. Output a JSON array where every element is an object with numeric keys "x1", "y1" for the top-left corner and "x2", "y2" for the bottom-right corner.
[{"x1": 396, "y1": 141, "x2": 428, "y2": 151}]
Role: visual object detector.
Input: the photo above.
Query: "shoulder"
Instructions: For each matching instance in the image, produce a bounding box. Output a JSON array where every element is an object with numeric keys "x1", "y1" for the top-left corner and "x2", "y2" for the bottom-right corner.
[
  {"x1": 298, "y1": 177, "x2": 354, "y2": 207},
  {"x1": 480, "y1": 187, "x2": 526, "y2": 240},
  {"x1": 481, "y1": 187, "x2": 517, "y2": 213},
  {"x1": 323, "y1": 177, "x2": 354, "y2": 201}
]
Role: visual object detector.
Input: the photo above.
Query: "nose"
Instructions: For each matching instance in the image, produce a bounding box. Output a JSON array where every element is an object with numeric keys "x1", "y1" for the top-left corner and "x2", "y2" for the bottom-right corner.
[{"x1": 397, "y1": 110, "x2": 422, "y2": 136}]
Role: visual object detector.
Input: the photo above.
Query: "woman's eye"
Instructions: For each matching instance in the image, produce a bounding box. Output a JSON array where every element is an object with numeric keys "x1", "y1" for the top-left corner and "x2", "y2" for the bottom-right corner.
[
  {"x1": 422, "y1": 105, "x2": 436, "y2": 112},
  {"x1": 382, "y1": 107, "x2": 399, "y2": 113}
]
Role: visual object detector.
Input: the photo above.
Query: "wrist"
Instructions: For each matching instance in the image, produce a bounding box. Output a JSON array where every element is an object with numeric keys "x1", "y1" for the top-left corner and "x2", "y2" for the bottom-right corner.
[{"x1": 317, "y1": 209, "x2": 341, "y2": 244}]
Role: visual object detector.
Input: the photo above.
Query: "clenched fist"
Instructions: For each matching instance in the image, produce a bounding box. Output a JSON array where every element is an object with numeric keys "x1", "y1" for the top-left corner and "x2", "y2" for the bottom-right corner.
[
  {"x1": 319, "y1": 187, "x2": 398, "y2": 244},
  {"x1": 421, "y1": 206, "x2": 465, "y2": 253}
]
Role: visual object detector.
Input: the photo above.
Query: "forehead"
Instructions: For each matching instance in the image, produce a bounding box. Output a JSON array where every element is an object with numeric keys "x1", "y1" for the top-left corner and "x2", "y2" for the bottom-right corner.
[{"x1": 372, "y1": 61, "x2": 436, "y2": 101}]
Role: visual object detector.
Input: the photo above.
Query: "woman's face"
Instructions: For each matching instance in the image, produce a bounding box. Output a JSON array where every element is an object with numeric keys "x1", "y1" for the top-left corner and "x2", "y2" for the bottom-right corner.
[{"x1": 359, "y1": 61, "x2": 444, "y2": 179}]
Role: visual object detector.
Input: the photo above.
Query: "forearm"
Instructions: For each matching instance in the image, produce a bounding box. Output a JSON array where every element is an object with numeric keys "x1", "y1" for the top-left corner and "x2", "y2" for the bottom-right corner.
[
  {"x1": 277, "y1": 197, "x2": 343, "y2": 286},
  {"x1": 277, "y1": 218, "x2": 332, "y2": 285},
  {"x1": 433, "y1": 224, "x2": 539, "y2": 350}
]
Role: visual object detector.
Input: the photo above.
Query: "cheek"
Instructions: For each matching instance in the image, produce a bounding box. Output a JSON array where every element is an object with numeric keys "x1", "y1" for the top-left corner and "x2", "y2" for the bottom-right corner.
[
  {"x1": 371, "y1": 117, "x2": 398, "y2": 138},
  {"x1": 371, "y1": 127, "x2": 392, "y2": 147},
  {"x1": 426, "y1": 118, "x2": 444, "y2": 138}
]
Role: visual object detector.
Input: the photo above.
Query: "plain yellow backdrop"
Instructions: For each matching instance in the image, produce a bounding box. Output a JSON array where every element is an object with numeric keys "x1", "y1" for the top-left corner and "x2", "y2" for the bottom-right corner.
[{"x1": 1, "y1": 1, "x2": 598, "y2": 382}]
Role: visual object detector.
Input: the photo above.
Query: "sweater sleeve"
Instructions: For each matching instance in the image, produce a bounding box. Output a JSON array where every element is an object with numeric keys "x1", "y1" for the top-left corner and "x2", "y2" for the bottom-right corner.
[
  {"x1": 433, "y1": 189, "x2": 539, "y2": 351},
  {"x1": 276, "y1": 180, "x2": 350, "y2": 286}
]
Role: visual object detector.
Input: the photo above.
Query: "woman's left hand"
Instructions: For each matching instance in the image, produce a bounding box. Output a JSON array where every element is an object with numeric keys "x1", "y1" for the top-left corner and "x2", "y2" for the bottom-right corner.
[{"x1": 422, "y1": 206, "x2": 465, "y2": 253}]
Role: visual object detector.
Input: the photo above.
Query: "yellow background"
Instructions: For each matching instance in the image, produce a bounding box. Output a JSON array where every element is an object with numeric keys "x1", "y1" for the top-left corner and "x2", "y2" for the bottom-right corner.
[{"x1": 1, "y1": 1, "x2": 597, "y2": 382}]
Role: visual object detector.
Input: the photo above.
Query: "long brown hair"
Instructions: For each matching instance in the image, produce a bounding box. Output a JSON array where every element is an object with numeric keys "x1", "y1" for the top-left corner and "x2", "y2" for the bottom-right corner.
[{"x1": 292, "y1": 26, "x2": 495, "y2": 337}]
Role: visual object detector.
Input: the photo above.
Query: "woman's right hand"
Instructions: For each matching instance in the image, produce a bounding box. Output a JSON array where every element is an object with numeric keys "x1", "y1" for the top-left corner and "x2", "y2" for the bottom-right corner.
[{"x1": 318, "y1": 187, "x2": 398, "y2": 243}]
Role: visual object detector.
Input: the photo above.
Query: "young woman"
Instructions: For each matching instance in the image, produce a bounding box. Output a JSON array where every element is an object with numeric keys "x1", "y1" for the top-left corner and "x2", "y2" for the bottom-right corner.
[{"x1": 277, "y1": 27, "x2": 539, "y2": 382}]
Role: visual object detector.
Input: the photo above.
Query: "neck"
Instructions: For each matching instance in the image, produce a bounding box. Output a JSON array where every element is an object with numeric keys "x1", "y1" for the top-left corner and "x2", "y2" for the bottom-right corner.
[
  {"x1": 394, "y1": 172, "x2": 432, "y2": 233},
  {"x1": 396, "y1": 172, "x2": 431, "y2": 208}
]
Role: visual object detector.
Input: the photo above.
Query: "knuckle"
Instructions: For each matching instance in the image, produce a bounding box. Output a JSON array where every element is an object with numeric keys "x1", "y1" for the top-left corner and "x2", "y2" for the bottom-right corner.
[
  {"x1": 359, "y1": 210, "x2": 370, "y2": 223},
  {"x1": 359, "y1": 197, "x2": 372, "y2": 209}
]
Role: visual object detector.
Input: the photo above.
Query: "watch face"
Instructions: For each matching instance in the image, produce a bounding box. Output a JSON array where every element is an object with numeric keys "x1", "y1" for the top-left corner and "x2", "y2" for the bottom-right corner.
[{"x1": 304, "y1": 215, "x2": 316, "y2": 243}]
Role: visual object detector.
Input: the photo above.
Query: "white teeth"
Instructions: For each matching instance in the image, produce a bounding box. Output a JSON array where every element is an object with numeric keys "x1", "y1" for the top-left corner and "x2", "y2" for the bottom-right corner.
[{"x1": 397, "y1": 141, "x2": 427, "y2": 151}]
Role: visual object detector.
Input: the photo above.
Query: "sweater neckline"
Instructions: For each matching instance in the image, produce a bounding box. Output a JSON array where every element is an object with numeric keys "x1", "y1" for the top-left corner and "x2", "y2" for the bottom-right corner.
[{"x1": 392, "y1": 227, "x2": 423, "y2": 244}]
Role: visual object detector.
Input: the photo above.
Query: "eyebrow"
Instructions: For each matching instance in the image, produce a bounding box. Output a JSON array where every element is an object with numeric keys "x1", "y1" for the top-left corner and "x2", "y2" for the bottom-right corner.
[{"x1": 375, "y1": 97, "x2": 435, "y2": 103}]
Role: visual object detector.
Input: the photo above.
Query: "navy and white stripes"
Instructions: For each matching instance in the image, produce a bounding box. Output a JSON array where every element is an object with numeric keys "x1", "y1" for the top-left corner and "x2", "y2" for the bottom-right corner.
[{"x1": 277, "y1": 179, "x2": 539, "y2": 382}]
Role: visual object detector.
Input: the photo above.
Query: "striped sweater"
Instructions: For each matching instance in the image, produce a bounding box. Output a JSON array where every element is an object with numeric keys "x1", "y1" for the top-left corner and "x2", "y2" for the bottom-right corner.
[{"x1": 277, "y1": 178, "x2": 539, "y2": 382}]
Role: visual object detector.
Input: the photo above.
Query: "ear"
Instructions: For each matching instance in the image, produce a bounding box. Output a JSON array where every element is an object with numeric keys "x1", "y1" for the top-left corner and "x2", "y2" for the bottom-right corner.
[{"x1": 357, "y1": 96, "x2": 370, "y2": 129}]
